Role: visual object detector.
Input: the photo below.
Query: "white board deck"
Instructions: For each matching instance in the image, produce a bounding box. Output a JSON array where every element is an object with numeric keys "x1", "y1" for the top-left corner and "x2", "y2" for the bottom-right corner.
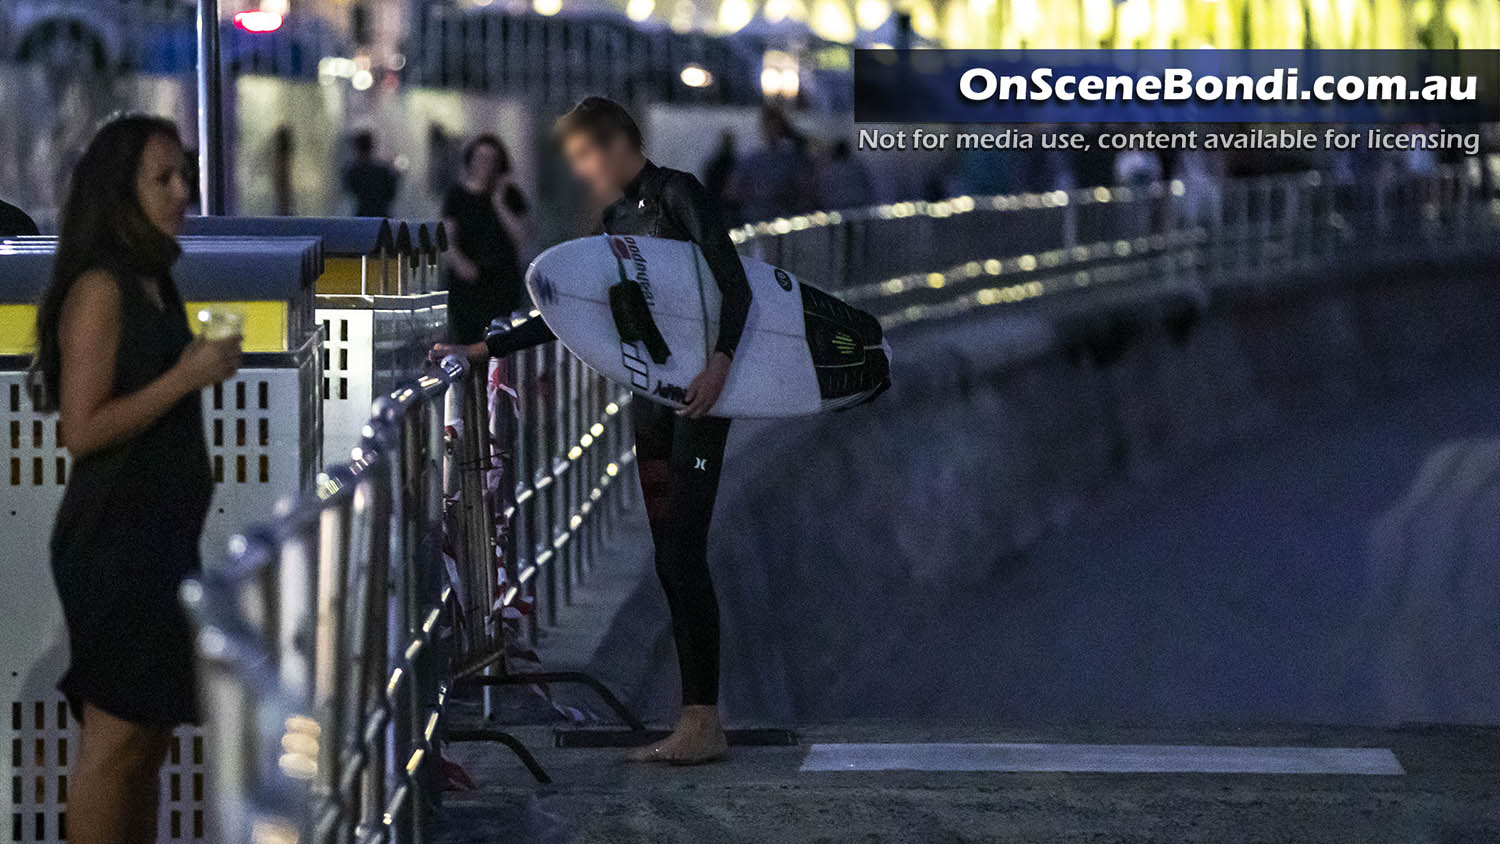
[
  {"x1": 798, "y1": 743, "x2": 1405, "y2": 775},
  {"x1": 526, "y1": 235, "x2": 889, "y2": 418}
]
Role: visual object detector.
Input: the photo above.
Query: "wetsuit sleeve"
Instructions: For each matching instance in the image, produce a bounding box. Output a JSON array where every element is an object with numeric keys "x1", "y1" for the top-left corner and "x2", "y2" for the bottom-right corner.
[
  {"x1": 483, "y1": 314, "x2": 556, "y2": 358},
  {"x1": 660, "y1": 171, "x2": 752, "y2": 359}
]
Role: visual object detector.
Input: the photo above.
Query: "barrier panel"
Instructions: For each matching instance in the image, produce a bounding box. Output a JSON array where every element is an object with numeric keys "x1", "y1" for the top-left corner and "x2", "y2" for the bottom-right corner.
[{"x1": 0, "y1": 236, "x2": 323, "y2": 844}]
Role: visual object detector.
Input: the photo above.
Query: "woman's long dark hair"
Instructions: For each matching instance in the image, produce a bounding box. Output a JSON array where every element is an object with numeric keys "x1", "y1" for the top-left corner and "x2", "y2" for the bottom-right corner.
[{"x1": 31, "y1": 114, "x2": 184, "y2": 412}]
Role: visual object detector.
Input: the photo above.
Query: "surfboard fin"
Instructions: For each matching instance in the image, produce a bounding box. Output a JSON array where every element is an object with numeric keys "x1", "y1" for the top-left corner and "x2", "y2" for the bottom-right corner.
[{"x1": 609, "y1": 278, "x2": 672, "y2": 364}]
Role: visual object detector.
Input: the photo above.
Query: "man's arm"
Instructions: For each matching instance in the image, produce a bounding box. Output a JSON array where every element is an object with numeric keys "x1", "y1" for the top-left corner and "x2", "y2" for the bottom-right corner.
[
  {"x1": 484, "y1": 315, "x2": 555, "y2": 358},
  {"x1": 660, "y1": 171, "x2": 752, "y2": 359},
  {"x1": 431, "y1": 314, "x2": 555, "y2": 362}
]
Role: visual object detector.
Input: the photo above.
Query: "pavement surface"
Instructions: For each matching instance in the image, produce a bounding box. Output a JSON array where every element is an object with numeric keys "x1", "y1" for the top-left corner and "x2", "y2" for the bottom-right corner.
[{"x1": 434, "y1": 722, "x2": 1500, "y2": 843}]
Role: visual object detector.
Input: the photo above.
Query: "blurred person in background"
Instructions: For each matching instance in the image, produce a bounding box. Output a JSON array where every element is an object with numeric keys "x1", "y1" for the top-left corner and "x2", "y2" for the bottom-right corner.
[
  {"x1": 433, "y1": 97, "x2": 753, "y2": 764},
  {"x1": 271, "y1": 126, "x2": 295, "y2": 216},
  {"x1": 728, "y1": 106, "x2": 815, "y2": 222},
  {"x1": 1174, "y1": 147, "x2": 1225, "y2": 230},
  {"x1": 343, "y1": 130, "x2": 399, "y2": 218},
  {"x1": 816, "y1": 139, "x2": 875, "y2": 210},
  {"x1": 702, "y1": 129, "x2": 739, "y2": 224},
  {"x1": 0, "y1": 196, "x2": 38, "y2": 235},
  {"x1": 30, "y1": 115, "x2": 241, "y2": 844},
  {"x1": 442, "y1": 133, "x2": 533, "y2": 343},
  {"x1": 427, "y1": 123, "x2": 461, "y2": 200}
]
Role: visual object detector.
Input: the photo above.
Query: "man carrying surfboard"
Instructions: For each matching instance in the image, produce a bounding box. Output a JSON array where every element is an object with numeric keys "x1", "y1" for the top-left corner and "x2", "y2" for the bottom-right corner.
[{"x1": 434, "y1": 97, "x2": 753, "y2": 764}]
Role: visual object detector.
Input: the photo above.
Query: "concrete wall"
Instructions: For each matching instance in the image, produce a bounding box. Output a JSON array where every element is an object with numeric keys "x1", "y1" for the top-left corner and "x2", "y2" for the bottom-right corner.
[{"x1": 694, "y1": 249, "x2": 1500, "y2": 726}]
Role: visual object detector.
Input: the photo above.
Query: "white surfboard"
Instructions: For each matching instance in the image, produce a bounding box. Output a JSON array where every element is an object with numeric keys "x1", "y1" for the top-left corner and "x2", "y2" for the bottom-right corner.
[{"x1": 524, "y1": 234, "x2": 891, "y2": 418}]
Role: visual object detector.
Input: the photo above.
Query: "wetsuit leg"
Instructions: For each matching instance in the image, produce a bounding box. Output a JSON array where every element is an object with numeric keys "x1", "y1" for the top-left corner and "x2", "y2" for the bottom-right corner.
[{"x1": 632, "y1": 400, "x2": 731, "y2": 706}]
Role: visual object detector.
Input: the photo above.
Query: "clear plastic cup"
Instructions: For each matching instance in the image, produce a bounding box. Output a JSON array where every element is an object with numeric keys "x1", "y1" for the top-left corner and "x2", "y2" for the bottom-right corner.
[{"x1": 196, "y1": 307, "x2": 244, "y2": 341}]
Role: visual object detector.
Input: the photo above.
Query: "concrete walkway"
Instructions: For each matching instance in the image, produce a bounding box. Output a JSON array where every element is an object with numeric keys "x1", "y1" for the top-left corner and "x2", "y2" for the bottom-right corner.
[{"x1": 435, "y1": 722, "x2": 1500, "y2": 843}]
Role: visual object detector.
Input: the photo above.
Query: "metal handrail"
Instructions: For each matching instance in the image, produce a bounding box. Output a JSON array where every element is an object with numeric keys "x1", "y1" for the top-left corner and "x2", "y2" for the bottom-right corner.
[
  {"x1": 183, "y1": 354, "x2": 469, "y2": 844},
  {"x1": 185, "y1": 331, "x2": 643, "y2": 839},
  {"x1": 733, "y1": 165, "x2": 1498, "y2": 328}
]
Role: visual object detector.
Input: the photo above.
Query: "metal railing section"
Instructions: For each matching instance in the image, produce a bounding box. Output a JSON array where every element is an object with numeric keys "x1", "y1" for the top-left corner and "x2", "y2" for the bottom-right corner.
[
  {"x1": 494, "y1": 341, "x2": 637, "y2": 642},
  {"x1": 733, "y1": 166, "x2": 1498, "y2": 329},
  {"x1": 184, "y1": 331, "x2": 642, "y2": 840},
  {"x1": 182, "y1": 355, "x2": 468, "y2": 844}
]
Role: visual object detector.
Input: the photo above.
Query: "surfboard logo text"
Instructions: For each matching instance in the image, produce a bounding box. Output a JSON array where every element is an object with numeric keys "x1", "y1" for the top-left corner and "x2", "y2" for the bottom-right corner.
[
  {"x1": 618, "y1": 236, "x2": 655, "y2": 305},
  {"x1": 652, "y1": 381, "x2": 687, "y2": 403},
  {"x1": 622, "y1": 343, "x2": 650, "y2": 389},
  {"x1": 532, "y1": 273, "x2": 557, "y2": 305}
]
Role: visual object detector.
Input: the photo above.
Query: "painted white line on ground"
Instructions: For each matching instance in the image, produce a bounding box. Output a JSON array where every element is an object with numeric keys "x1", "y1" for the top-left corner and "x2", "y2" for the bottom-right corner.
[{"x1": 799, "y1": 743, "x2": 1404, "y2": 775}]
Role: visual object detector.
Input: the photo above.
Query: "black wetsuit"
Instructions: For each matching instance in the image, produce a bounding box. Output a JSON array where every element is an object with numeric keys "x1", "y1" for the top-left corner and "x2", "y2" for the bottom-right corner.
[{"x1": 487, "y1": 160, "x2": 751, "y2": 705}]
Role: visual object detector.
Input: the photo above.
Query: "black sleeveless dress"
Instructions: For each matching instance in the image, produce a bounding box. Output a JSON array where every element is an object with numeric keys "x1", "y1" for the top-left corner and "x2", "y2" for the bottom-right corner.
[{"x1": 49, "y1": 268, "x2": 214, "y2": 727}]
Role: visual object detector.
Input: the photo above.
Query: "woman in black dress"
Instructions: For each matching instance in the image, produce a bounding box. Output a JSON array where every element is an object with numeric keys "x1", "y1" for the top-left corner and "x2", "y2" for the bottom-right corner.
[
  {"x1": 31, "y1": 115, "x2": 241, "y2": 844},
  {"x1": 442, "y1": 134, "x2": 533, "y2": 342}
]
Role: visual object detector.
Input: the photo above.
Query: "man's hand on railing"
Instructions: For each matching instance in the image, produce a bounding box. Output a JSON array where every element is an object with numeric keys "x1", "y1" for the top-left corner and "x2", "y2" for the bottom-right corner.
[{"x1": 430, "y1": 341, "x2": 490, "y2": 363}]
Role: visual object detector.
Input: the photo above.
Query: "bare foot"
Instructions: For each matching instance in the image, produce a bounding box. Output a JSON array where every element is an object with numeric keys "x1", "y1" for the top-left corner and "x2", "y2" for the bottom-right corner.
[{"x1": 623, "y1": 705, "x2": 728, "y2": 765}]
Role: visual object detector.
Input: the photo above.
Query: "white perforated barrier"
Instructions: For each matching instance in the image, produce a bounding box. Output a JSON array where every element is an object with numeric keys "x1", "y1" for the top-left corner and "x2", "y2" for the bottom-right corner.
[
  {"x1": 316, "y1": 293, "x2": 447, "y2": 460},
  {"x1": 1, "y1": 342, "x2": 319, "y2": 844}
]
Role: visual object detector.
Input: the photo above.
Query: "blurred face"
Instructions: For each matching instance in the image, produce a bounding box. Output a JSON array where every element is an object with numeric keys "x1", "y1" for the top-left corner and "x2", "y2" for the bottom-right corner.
[
  {"x1": 562, "y1": 131, "x2": 637, "y2": 203},
  {"x1": 136, "y1": 133, "x2": 190, "y2": 236},
  {"x1": 467, "y1": 142, "x2": 500, "y2": 188}
]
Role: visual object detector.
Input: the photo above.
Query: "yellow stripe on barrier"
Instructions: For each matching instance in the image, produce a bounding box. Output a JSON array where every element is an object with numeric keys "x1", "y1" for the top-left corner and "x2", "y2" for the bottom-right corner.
[
  {"x1": 317, "y1": 256, "x2": 367, "y2": 295},
  {"x1": 0, "y1": 304, "x2": 33, "y2": 354},
  {"x1": 0, "y1": 301, "x2": 290, "y2": 354},
  {"x1": 183, "y1": 301, "x2": 289, "y2": 352}
]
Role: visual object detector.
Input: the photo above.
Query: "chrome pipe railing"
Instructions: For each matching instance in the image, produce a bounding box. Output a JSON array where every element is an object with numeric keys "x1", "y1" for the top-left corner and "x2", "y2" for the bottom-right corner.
[
  {"x1": 186, "y1": 331, "x2": 640, "y2": 839},
  {"x1": 456, "y1": 338, "x2": 637, "y2": 670},
  {"x1": 733, "y1": 164, "x2": 1498, "y2": 330},
  {"x1": 182, "y1": 355, "x2": 468, "y2": 844}
]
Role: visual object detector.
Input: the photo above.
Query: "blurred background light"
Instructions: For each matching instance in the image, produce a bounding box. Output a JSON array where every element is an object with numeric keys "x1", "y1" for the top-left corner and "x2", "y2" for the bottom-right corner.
[
  {"x1": 810, "y1": 0, "x2": 857, "y2": 41},
  {"x1": 680, "y1": 63, "x2": 715, "y2": 87},
  {"x1": 627, "y1": 0, "x2": 656, "y2": 21},
  {"x1": 763, "y1": 0, "x2": 809, "y2": 23},
  {"x1": 233, "y1": 10, "x2": 284, "y2": 33},
  {"x1": 718, "y1": 0, "x2": 755, "y2": 33},
  {"x1": 856, "y1": 0, "x2": 892, "y2": 30},
  {"x1": 908, "y1": 0, "x2": 939, "y2": 39}
]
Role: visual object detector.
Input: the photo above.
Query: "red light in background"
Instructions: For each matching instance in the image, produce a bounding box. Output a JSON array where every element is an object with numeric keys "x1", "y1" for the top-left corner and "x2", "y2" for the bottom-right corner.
[{"x1": 233, "y1": 10, "x2": 284, "y2": 33}]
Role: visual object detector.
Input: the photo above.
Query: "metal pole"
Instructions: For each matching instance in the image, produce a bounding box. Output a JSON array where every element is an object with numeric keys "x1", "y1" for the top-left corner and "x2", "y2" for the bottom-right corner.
[{"x1": 196, "y1": 0, "x2": 226, "y2": 214}]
